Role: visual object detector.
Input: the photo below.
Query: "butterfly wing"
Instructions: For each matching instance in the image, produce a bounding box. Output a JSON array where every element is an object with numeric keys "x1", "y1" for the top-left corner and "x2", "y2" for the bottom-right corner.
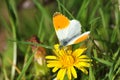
[
  {"x1": 67, "y1": 31, "x2": 90, "y2": 45},
  {"x1": 53, "y1": 12, "x2": 81, "y2": 46},
  {"x1": 66, "y1": 20, "x2": 81, "y2": 40}
]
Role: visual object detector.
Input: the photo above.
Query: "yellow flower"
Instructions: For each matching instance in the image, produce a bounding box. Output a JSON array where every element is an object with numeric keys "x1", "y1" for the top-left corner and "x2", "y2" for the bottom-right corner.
[{"x1": 46, "y1": 44, "x2": 92, "y2": 80}]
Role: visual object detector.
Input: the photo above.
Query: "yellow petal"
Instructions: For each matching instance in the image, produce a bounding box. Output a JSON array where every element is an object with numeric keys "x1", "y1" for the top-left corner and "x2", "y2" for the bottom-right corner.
[
  {"x1": 52, "y1": 67, "x2": 59, "y2": 72},
  {"x1": 71, "y1": 66, "x2": 77, "y2": 78},
  {"x1": 78, "y1": 59, "x2": 92, "y2": 62},
  {"x1": 79, "y1": 55, "x2": 89, "y2": 59},
  {"x1": 46, "y1": 56, "x2": 57, "y2": 59},
  {"x1": 47, "y1": 60, "x2": 59, "y2": 63},
  {"x1": 53, "y1": 44, "x2": 62, "y2": 56},
  {"x1": 67, "y1": 67, "x2": 71, "y2": 80},
  {"x1": 47, "y1": 64, "x2": 55, "y2": 67},
  {"x1": 53, "y1": 48, "x2": 66, "y2": 57},
  {"x1": 72, "y1": 48, "x2": 87, "y2": 57},
  {"x1": 54, "y1": 44, "x2": 60, "y2": 50},
  {"x1": 75, "y1": 62, "x2": 91, "y2": 68},
  {"x1": 57, "y1": 69, "x2": 66, "y2": 80},
  {"x1": 53, "y1": 49, "x2": 61, "y2": 57},
  {"x1": 78, "y1": 67, "x2": 88, "y2": 74},
  {"x1": 59, "y1": 50, "x2": 66, "y2": 56},
  {"x1": 80, "y1": 62, "x2": 91, "y2": 67},
  {"x1": 47, "y1": 62, "x2": 61, "y2": 67}
]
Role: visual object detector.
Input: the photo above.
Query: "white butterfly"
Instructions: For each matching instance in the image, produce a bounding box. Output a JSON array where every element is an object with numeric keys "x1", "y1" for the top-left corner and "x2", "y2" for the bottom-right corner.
[{"x1": 53, "y1": 12, "x2": 90, "y2": 47}]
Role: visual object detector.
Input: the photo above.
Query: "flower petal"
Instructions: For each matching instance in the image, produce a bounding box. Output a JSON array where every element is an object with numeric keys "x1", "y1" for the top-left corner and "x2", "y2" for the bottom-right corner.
[
  {"x1": 47, "y1": 60, "x2": 59, "y2": 63},
  {"x1": 72, "y1": 48, "x2": 87, "y2": 57},
  {"x1": 46, "y1": 56, "x2": 57, "y2": 59},
  {"x1": 57, "y1": 69, "x2": 66, "y2": 80},
  {"x1": 59, "y1": 50, "x2": 66, "y2": 56},
  {"x1": 80, "y1": 62, "x2": 91, "y2": 67},
  {"x1": 79, "y1": 55, "x2": 89, "y2": 59},
  {"x1": 75, "y1": 62, "x2": 91, "y2": 68},
  {"x1": 71, "y1": 66, "x2": 77, "y2": 78},
  {"x1": 52, "y1": 67, "x2": 59, "y2": 72},
  {"x1": 54, "y1": 44, "x2": 59, "y2": 50},
  {"x1": 78, "y1": 67, "x2": 88, "y2": 74},
  {"x1": 78, "y1": 59, "x2": 92, "y2": 62},
  {"x1": 67, "y1": 67, "x2": 71, "y2": 80},
  {"x1": 53, "y1": 50, "x2": 60, "y2": 57},
  {"x1": 47, "y1": 61, "x2": 62, "y2": 67}
]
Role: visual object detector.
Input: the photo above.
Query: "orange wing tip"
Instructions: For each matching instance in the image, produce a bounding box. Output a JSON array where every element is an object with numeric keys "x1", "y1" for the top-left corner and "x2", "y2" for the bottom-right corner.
[
  {"x1": 53, "y1": 12, "x2": 70, "y2": 30},
  {"x1": 74, "y1": 31, "x2": 90, "y2": 44}
]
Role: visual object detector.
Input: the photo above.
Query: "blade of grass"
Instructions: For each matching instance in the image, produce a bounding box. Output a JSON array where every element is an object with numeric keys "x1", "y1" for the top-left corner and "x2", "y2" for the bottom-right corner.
[
  {"x1": 99, "y1": 8, "x2": 109, "y2": 41},
  {"x1": 114, "y1": 57, "x2": 120, "y2": 72},
  {"x1": 111, "y1": 4, "x2": 120, "y2": 43},
  {"x1": 89, "y1": 1, "x2": 99, "y2": 21},
  {"x1": 3, "y1": 67, "x2": 9, "y2": 80},
  {"x1": 89, "y1": 67, "x2": 95, "y2": 80},
  {"x1": 108, "y1": 54, "x2": 120, "y2": 80},
  {"x1": 93, "y1": 57, "x2": 112, "y2": 66},
  {"x1": 108, "y1": 63, "x2": 114, "y2": 80},
  {"x1": 0, "y1": 13, "x2": 10, "y2": 32},
  {"x1": 113, "y1": 47, "x2": 120, "y2": 60},
  {"x1": 56, "y1": 0, "x2": 62, "y2": 12},
  {"x1": 110, "y1": 27, "x2": 117, "y2": 43},
  {"x1": 22, "y1": 46, "x2": 31, "y2": 80},
  {"x1": 56, "y1": 0, "x2": 74, "y2": 19},
  {"x1": 8, "y1": 40, "x2": 53, "y2": 49},
  {"x1": 33, "y1": 0, "x2": 50, "y2": 20},
  {"x1": 114, "y1": 66, "x2": 120, "y2": 79},
  {"x1": 5, "y1": 0, "x2": 18, "y2": 80},
  {"x1": 77, "y1": 0, "x2": 90, "y2": 19},
  {"x1": 115, "y1": 5, "x2": 120, "y2": 42},
  {"x1": 89, "y1": 17, "x2": 101, "y2": 25},
  {"x1": 93, "y1": 49, "x2": 98, "y2": 58},
  {"x1": 37, "y1": 16, "x2": 43, "y2": 37},
  {"x1": 17, "y1": 53, "x2": 34, "y2": 80},
  {"x1": 7, "y1": 57, "x2": 21, "y2": 74},
  {"x1": 33, "y1": 0, "x2": 52, "y2": 35}
]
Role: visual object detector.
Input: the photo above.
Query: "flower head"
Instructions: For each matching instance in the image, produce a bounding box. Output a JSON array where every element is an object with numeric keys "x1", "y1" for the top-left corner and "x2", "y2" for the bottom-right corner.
[
  {"x1": 28, "y1": 36, "x2": 46, "y2": 65},
  {"x1": 46, "y1": 44, "x2": 92, "y2": 80}
]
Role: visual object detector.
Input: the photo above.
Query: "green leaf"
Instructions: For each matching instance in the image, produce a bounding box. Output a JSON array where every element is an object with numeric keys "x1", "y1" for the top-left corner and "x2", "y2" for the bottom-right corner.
[{"x1": 17, "y1": 54, "x2": 34, "y2": 80}]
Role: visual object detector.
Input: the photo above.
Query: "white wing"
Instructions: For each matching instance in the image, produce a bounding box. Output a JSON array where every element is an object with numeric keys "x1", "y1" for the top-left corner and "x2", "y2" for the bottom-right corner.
[{"x1": 56, "y1": 20, "x2": 82, "y2": 45}]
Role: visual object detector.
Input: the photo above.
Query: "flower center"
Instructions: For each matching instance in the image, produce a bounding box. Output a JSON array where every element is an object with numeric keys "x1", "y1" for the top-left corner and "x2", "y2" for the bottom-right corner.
[{"x1": 60, "y1": 54, "x2": 75, "y2": 68}]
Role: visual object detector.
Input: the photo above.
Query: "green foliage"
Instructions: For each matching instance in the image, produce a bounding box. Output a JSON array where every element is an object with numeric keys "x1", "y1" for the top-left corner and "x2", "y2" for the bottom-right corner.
[{"x1": 0, "y1": 0, "x2": 120, "y2": 80}]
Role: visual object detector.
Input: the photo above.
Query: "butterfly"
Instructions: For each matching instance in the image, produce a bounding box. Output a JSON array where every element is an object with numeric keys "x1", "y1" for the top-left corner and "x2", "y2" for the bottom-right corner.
[{"x1": 53, "y1": 12, "x2": 90, "y2": 47}]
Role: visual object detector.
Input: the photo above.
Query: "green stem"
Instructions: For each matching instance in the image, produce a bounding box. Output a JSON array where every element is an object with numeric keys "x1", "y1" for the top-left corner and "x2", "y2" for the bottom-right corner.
[
  {"x1": 8, "y1": 40, "x2": 53, "y2": 49},
  {"x1": 10, "y1": 14, "x2": 17, "y2": 80},
  {"x1": 5, "y1": 0, "x2": 18, "y2": 79},
  {"x1": 56, "y1": 0, "x2": 74, "y2": 19},
  {"x1": 22, "y1": 46, "x2": 31, "y2": 79},
  {"x1": 56, "y1": 0, "x2": 62, "y2": 12},
  {"x1": 3, "y1": 67, "x2": 9, "y2": 80},
  {"x1": 37, "y1": 16, "x2": 43, "y2": 37},
  {"x1": 17, "y1": 54, "x2": 34, "y2": 80}
]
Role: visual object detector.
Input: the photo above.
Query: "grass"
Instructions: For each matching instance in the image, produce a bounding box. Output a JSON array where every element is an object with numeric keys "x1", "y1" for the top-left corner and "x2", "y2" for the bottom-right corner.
[{"x1": 0, "y1": 0, "x2": 120, "y2": 80}]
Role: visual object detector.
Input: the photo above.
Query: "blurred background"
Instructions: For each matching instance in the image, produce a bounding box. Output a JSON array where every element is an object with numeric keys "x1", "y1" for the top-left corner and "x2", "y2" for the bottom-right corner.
[{"x1": 0, "y1": 0, "x2": 120, "y2": 80}]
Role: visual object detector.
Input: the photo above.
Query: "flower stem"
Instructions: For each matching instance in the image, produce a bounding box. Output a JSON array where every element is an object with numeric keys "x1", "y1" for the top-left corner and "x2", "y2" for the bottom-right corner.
[
  {"x1": 9, "y1": 14, "x2": 17, "y2": 80},
  {"x1": 5, "y1": 0, "x2": 18, "y2": 80}
]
